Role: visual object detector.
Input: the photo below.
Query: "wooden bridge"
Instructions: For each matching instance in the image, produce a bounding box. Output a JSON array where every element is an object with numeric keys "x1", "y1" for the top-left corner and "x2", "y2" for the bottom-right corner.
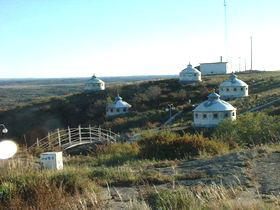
[{"x1": 28, "y1": 126, "x2": 119, "y2": 151}]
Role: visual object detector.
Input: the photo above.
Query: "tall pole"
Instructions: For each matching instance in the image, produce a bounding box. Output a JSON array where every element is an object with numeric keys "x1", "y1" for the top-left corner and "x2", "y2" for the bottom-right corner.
[
  {"x1": 250, "y1": 36, "x2": 253, "y2": 71},
  {"x1": 224, "y1": 0, "x2": 228, "y2": 61}
]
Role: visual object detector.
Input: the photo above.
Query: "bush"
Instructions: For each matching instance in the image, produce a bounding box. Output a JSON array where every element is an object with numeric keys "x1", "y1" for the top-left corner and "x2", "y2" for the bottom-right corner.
[
  {"x1": 138, "y1": 131, "x2": 228, "y2": 160},
  {"x1": 214, "y1": 112, "x2": 280, "y2": 147}
]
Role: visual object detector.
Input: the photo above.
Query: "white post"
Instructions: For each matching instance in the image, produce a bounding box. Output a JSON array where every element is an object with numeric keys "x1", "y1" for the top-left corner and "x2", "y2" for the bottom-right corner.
[
  {"x1": 79, "y1": 125, "x2": 82, "y2": 142},
  {"x1": 36, "y1": 138, "x2": 39, "y2": 147},
  {"x1": 98, "y1": 126, "x2": 101, "y2": 142},
  {"x1": 89, "y1": 125, "x2": 92, "y2": 142},
  {"x1": 68, "y1": 126, "x2": 71, "y2": 144},
  {"x1": 57, "y1": 128, "x2": 61, "y2": 147},
  {"x1": 48, "y1": 132, "x2": 51, "y2": 148}
]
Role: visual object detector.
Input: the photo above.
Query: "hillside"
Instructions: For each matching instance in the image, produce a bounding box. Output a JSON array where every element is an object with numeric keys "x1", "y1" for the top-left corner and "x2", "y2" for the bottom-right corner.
[{"x1": 0, "y1": 71, "x2": 280, "y2": 146}]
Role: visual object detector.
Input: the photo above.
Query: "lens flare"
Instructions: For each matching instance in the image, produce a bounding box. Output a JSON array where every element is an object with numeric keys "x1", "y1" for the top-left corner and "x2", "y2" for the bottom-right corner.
[{"x1": 0, "y1": 140, "x2": 17, "y2": 159}]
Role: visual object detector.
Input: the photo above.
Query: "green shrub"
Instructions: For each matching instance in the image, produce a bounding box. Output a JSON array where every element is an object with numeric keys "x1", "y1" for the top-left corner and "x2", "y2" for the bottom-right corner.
[
  {"x1": 138, "y1": 131, "x2": 228, "y2": 160},
  {"x1": 214, "y1": 112, "x2": 280, "y2": 147}
]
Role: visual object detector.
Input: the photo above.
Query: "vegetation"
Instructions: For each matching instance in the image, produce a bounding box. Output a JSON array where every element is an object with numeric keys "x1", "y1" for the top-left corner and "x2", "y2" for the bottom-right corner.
[
  {"x1": 214, "y1": 112, "x2": 280, "y2": 147},
  {"x1": 138, "y1": 131, "x2": 228, "y2": 160}
]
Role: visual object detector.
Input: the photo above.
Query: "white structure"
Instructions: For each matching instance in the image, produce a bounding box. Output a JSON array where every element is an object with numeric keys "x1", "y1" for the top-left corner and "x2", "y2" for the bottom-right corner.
[
  {"x1": 219, "y1": 73, "x2": 249, "y2": 99},
  {"x1": 106, "y1": 95, "x2": 132, "y2": 117},
  {"x1": 40, "y1": 152, "x2": 63, "y2": 170},
  {"x1": 84, "y1": 75, "x2": 105, "y2": 92},
  {"x1": 200, "y1": 60, "x2": 230, "y2": 75},
  {"x1": 179, "y1": 63, "x2": 202, "y2": 84},
  {"x1": 193, "y1": 92, "x2": 236, "y2": 128}
]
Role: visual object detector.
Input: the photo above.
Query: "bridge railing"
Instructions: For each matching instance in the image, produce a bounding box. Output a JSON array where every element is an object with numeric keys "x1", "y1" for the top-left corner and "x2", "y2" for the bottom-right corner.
[{"x1": 28, "y1": 125, "x2": 119, "y2": 151}]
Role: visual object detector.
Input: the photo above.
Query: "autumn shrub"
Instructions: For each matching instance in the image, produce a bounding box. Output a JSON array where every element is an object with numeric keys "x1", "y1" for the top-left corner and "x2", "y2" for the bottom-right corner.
[
  {"x1": 214, "y1": 112, "x2": 280, "y2": 147},
  {"x1": 138, "y1": 131, "x2": 228, "y2": 160}
]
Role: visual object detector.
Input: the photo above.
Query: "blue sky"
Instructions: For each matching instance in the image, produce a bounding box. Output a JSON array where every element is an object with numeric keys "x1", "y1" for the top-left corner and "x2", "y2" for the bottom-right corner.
[{"x1": 0, "y1": 0, "x2": 279, "y2": 78}]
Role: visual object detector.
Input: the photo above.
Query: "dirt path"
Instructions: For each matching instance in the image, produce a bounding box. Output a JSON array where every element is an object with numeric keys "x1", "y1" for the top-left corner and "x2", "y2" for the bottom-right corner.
[
  {"x1": 98, "y1": 149, "x2": 280, "y2": 209},
  {"x1": 252, "y1": 151, "x2": 280, "y2": 195}
]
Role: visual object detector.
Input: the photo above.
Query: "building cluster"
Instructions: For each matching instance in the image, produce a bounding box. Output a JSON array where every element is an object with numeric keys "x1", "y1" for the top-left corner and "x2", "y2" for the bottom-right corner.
[
  {"x1": 177, "y1": 58, "x2": 249, "y2": 127},
  {"x1": 85, "y1": 58, "x2": 248, "y2": 127}
]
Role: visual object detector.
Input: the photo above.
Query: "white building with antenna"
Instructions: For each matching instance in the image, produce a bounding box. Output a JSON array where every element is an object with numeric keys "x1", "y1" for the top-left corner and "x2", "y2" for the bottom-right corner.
[{"x1": 199, "y1": 57, "x2": 231, "y2": 75}]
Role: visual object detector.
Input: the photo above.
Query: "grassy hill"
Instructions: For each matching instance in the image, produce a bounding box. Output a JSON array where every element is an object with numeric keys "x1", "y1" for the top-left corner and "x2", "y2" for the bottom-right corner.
[
  {"x1": 0, "y1": 71, "x2": 280, "y2": 146},
  {"x1": 1, "y1": 71, "x2": 280, "y2": 209}
]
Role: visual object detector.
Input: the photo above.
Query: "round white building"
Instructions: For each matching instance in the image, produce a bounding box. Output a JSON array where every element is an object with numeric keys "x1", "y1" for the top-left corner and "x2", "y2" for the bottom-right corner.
[
  {"x1": 179, "y1": 63, "x2": 202, "y2": 84},
  {"x1": 193, "y1": 92, "x2": 236, "y2": 128},
  {"x1": 219, "y1": 73, "x2": 248, "y2": 99},
  {"x1": 106, "y1": 95, "x2": 132, "y2": 117},
  {"x1": 84, "y1": 75, "x2": 105, "y2": 92}
]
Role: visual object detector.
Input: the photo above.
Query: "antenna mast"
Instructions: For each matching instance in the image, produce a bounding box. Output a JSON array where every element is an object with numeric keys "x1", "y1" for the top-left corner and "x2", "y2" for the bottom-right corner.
[
  {"x1": 224, "y1": 0, "x2": 228, "y2": 61},
  {"x1": 250, "y1": 36, "x2": 253, "y2": 71}
]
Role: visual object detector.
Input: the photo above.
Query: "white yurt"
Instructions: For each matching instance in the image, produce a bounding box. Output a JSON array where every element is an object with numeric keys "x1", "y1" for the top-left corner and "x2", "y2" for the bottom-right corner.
[
  {"x1": 179, "y1": 63, "x2": 202, "y2": 84},
  {"x1": 193, "y1": 92, "x2": 236, "y2": 128},
  {"x1": 84, "y1": 75, "x2": 105, "y2": 92},
  {"x1": 106, "y1": 95, "x2": 132, "y2": 117},
  {"x1": 219, "y1": 73, "x2": 248, "y2": 99}
]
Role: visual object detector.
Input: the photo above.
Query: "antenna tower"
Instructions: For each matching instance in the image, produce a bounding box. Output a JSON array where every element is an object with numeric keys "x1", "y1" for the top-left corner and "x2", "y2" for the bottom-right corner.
[
  {"x1": 250, "y1": 36, "x2": 253, "y2": 71},
  {"x1": 224, "y1": 0, "x2": 228, "y2": 61}
]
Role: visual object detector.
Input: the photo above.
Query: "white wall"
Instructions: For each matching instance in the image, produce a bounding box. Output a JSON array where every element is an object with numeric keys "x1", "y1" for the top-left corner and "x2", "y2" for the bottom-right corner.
[
  {"x1": 179, "y1": 72, "x2": 201, "y2": 83},
  {"x1": 200, "y1": 63, "x2": 230, "y2": 75},
  {"x1": 193, "y1": 110, "x2": 236, "y2": 127},
  {"x1": 85, "y1": 82, "x2": 105, "y2": 92},
  {"x1": 219, "y1": 86, "x2": 249, "y2": 99},
  {"x1": 106, "y1": 107, "x2": 130, "y2": 117}
]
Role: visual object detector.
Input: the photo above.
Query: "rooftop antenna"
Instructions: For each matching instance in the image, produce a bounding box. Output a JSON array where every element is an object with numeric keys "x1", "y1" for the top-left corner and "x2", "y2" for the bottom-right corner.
[{"x1": 224, "y1": 0, "x2": 228, "y2": 61}]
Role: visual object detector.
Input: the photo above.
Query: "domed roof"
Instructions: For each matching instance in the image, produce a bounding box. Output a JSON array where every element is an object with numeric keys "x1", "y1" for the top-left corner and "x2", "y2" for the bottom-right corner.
[
  {"x1": 220, "y1": 73, "x2": 248, "y2": 87},
  {"x1": 194, "y1": 92, "x2": 236, "y2": 112},
  {"x1": 109, "y1": 95, "x2": 132, "y2": 108},
  {"x1": 86, "y1": 74, "x2": 104, "y2": 84},
  {"x1": 180, "y1": 63, "x2": 201, "y2": 75}
]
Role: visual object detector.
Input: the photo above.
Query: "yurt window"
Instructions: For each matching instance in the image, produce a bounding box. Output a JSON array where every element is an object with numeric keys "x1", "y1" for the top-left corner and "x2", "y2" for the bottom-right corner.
[
  {"x1": 232, "y1": 112, "x2": 235, "y2": 116},
  {"x1": 240, "y1": 87, "x2": 244, "y2": 91},
  {"x1": 116, "y1": 108, "x2": 120, "y2": 112},
  {"x1": 233, "y1": 88, "x2": 237, "y2": 91},
  {"x1": 224, "y1": 113, "x2": 229, "y2": 118},
  {"x1": 111, "y1": 109, "x2": 113, "y2": 112},
  {"x1": 213, "y1": 113, "x2": 218, "y2": 119},
  {"x1": 195, "y1": 113, "x2": 198, "y2": 118},
  {"x1": 226, "y1": 88, "x2": 229, "y2": 91},
  {"x1": 123, "y1": 108, "x2": 127, "y2": 112},
  {"x1": 203, "y1": 114, "x2": 207, "y2": 119}
]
